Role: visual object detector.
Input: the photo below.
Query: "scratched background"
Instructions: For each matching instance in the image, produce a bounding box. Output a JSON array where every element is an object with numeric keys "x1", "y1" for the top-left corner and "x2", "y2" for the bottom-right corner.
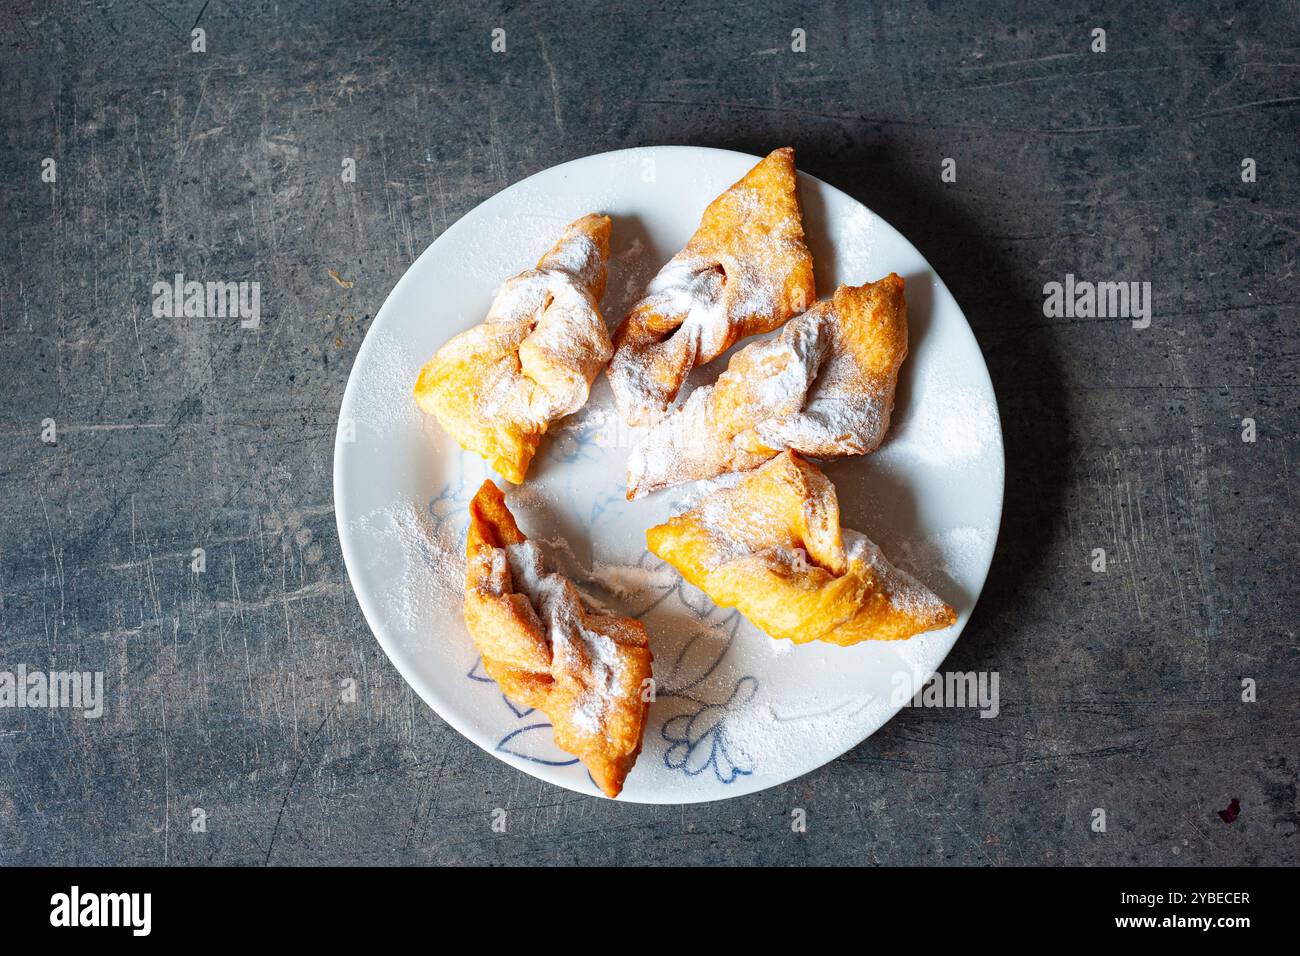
[{"x1": 1, "y1": 0, "x2": 1297, "y2": 866}]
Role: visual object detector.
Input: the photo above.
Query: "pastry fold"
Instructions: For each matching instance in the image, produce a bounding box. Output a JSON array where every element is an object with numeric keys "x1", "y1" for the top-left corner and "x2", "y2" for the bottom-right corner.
[
  {"x1": 627, "y1": 275, "x2": 908, "y2": 498},
  {"x1": 464, "y1": 480, "x2": 653, "y2": 797},
  {"x1": 415, "y1": 214, "x2": 613, "y2": 484},
  {"x1": 607, "y1": 147, "x2": 816, "y2": 425},
  {"x1": 646, "y1": 451, "x2": 956, "y2": 646}
]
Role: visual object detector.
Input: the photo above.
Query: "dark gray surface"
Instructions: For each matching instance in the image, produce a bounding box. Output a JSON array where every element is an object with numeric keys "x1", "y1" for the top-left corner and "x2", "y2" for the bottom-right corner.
[{"x1": 1, "y1": 0, "x2": 1297, "y2": 866}]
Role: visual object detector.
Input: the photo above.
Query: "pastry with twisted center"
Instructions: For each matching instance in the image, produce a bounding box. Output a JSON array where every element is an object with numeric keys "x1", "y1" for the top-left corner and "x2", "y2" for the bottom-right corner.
[
  {"x1": 627, "y1": 275, "x2": 908, "y2": 498},
  {"x1": 464, "y1": 480, "x2": 654, "y2": 797},
  {"x1": 607, "y1": 147, "x2": 816, "y2": 425},
  {"x1": 414, "y1": 214, "x2": 613, "y2": 484},
  {"x1": 646, "y1": 451, "x2": 956, "y2": 646}
]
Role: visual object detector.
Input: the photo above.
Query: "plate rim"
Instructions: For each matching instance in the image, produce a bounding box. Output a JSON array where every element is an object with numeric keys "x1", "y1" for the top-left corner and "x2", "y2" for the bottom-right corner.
[{"x1": 333, "y1": 144, "x2": 1005, "y2": 804}]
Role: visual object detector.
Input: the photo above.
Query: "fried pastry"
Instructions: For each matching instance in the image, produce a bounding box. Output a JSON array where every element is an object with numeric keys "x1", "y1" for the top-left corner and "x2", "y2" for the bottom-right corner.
[
  {"x1": 414, "y1": 214, "x2": 613, "y2": 484},
  {"x1": 607, "y1": 147, "x2": 816, "y2": 425},
  {"x1": 464, "y1": 480, "x2": 654, "y2": 797},
  {"x1": 627, "y1": 275, "x2": 908, "y2": 498},
  {"x1": 646, "y1": 451, "x2": 956, "y2": 646}
]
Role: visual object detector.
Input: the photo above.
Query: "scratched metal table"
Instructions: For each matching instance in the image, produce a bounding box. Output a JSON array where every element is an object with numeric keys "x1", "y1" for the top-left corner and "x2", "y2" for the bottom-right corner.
[{"x1": 2, "y1": 1, "x2": 1296, "y2": 866}]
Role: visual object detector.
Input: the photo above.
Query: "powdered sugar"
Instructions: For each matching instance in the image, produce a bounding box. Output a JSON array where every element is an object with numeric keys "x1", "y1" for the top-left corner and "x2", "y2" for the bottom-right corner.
[
  {"x1": 843, "y1": 529, "x2": 953, "y2": 622},
  {"x1": 684, "y1": 487, "x2": 946, "y2": 620},
  {"x1": 415, "y1": 216, "x2": 612, "y2": 478},
  {"x1": 501, "y1": 540, "x2": 631, "y2": 734},
  {"x1": 584, "y1": 557, "x2": 680, "y2": 609},
  {"x1": 352, "y1": 330, "x2": 423, "y2": 435},
  {"x1": 349, "y1": 499, "x2": 464, "y2": 646},
  {"x1": 835, "y1": 205, "x2": 878, "y2": 271},
  {"x1": 348, "y1": 488, "x2": 654, "y2": 740},
  {"x1": 691, "y1": 484, "x2": 790, "y2": 569},
  {"x1": 536, "y1": 231, "x2": 603, "y2": 290},
  {"x1": 720, "y1": 190, "x2": 792, "y2": 320},
  {"x1": 893, "y1": 525, "x2": 992, "y2": 609},
  {"x1": 454, "y1": 272, "x2": 607, "y2": 428},
  {"x1": 607, "y1": 151, "x2": 814, "y2": 426},
  {"x1": 883, "y1": 339, "x2": 1000, "y2": 470},
  {"x1": 646, "y1": 258, "x2": 729, "y2": 336},
  {"x1": 889, "y1": 383, "x2": 998, "y2": 467},
  {"x1": 626, "y1": 311, "x2": 829, "y2": 497},
  {"x1": 626, "y1": 285, "x2": 900, "y2": 498}
]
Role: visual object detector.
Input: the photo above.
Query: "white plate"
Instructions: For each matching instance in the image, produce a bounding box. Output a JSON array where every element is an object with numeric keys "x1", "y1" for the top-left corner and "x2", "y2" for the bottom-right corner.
[{"x1": 333, "y1": 146, "x2": 1004, "y2": 804}]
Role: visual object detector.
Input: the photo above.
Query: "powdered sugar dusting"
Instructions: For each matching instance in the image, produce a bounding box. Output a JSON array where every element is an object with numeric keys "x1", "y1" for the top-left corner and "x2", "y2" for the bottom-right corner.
[
  {"x1": 626, "y1": 287, "x2": 901, "y2": 497},
  {"x1": 883, "y1": 339, "x2": 1000, "y2": 470},
  {"x1": 350, "y1": 500, "x2": 463, "y2": 646},
  {"x1": 844, "y1": 529, "x2": 952, "y2": 622},
  {"x1": 415, "y1": 216, "x2": 612, "y2": 478},
  {"x1": 607, "y1": 151, "x2": 814, "y2": 425},
  {"x1": 835, "y1": 205, "x2": 878, "y2": 272},
  {"x1": 501, "y1": 541, "x2": 630, "y2": 733},
  {"x1": 353, "y1": 330, "x2": 423, "y2": 434},
  {"x1": 891, "y1": 383, "x2": 998, "y2": 466},
  {"x1": 537, "y1": 534, "x2": 678, "y2": 614}
]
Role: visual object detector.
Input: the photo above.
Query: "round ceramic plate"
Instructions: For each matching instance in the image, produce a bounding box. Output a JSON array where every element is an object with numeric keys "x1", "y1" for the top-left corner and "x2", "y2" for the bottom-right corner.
[{"x1": 333, "y1": 146, "x2": 1004, "y2": 804}]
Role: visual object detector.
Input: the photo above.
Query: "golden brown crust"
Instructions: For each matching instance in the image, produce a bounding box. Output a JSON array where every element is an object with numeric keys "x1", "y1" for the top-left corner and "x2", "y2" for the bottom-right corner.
[
  {"x1": 415, "y1": 214, "x2": 613, "y2": 484},
  {"x1": 646, "y1": 452, "x2": 956, "y2": 645},
  {"x1": 463, "y1": 481, "x2": 653, "y2": 796},
  {"x1": 607, "y1": 148, "x2": 816, "y2": 425}
]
